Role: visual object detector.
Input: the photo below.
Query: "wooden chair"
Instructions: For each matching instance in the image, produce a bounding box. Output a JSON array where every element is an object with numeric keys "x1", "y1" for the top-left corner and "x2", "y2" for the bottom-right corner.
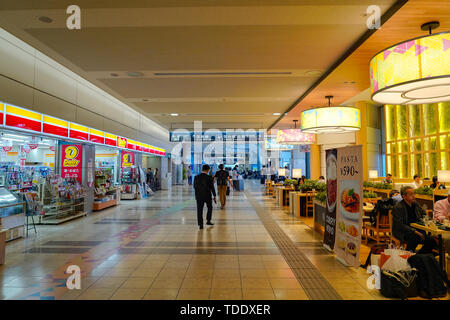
[
  {"x1": 305, "y1": 191, "x2": 315, "y2": 216},
  {"x1": 388, "y1": 211, "x2": 406, "y2": 249},
  {"x1": 365, "y1": 209, "x2": 391, "y2": 244}
]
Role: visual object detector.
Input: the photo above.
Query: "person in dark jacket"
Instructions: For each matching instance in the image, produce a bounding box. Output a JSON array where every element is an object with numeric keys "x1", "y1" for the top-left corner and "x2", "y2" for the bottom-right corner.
[
  {"x1": 194, "y1": 164, "x2": 216, "y2": 229},
  {"x1": 392, "y1": 186, "x2": 437, "y2": 253}
]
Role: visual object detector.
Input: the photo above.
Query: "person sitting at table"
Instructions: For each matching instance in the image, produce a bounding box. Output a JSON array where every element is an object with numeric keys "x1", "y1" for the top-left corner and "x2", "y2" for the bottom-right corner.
[
  {"x1": 382, "y1": 173, "x2": 393, "y2": 184},
  {"x1": 434, "y1": 189, "x2": 450, "y2": 222},
  {"x1": 392, "y1": 186, "x2": 437, "y2": 253},
  {"x1": 433, "y1": 189, "x2": 450, "y2": 256},
  {"x1": 412, "y1": 174, "x2": 423, "y2": 189},
  {"x1": 389, "y1": 189, "x2": 403, "y2": 204},
  {"x1": 430, "y1": 176, "x2": 446, "y2": 190}
]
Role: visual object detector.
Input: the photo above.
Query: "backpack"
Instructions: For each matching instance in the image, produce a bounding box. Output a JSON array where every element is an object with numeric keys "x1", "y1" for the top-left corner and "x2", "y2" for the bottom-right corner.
[{"x1": 216, "y1": 170, "x2": 228, "y2": 186}]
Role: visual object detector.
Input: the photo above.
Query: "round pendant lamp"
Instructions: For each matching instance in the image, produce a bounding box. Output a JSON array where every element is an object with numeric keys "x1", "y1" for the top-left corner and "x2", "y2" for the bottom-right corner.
[
  {"x1": 276, "y1": 120, "x2": 315, "y2": 145},
  {"x1": 300, "y1": 96, "x2": 361, "y2": 133},
  {"x1": 370, "y1": 21, "x2": 450, "y2": 105}
]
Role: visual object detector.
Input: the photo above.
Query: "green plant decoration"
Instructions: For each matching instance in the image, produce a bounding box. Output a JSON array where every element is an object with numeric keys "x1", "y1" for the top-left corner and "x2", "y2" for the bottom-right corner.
[{"x1": 415, "y1": 186, "x2": 434, "y2": 197}]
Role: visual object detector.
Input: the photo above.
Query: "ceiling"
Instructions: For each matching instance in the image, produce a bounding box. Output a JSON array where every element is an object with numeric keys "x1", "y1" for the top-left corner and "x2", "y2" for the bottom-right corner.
[
  {"x1": 273, "y1": 0, "x2": 450, "y2": 130},
  {"x1": 0, "y1": 0, "x2": 400, "y2": 131}
]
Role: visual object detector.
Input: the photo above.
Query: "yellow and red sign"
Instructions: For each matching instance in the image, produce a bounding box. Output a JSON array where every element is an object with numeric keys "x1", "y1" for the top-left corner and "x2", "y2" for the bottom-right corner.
[
  {"x1": 0, "y1": 101, "x2": 166, "y2": 157},
  {"x1": 104, "y1": 133, "x2": 117, "y2": 147},
  {"x1": 127, "y1": 139, "x2": 136, "y2": 150},
  {"x1": 89, "y1": 128, "x2": 104, "y2": 144},
  {"x1": 69, "y1": 123, "x2": 89, "y2": 141},
  {"x1": 0, "y1": 103, "x2": 4, "y2": 126},
  {"x1": 5, "y1": 105, "x2": 42, "y2": 132},
  {"x1": 61, "y1": 144, "x2": 83, "y2": 183},
  {"x1": 121, "y1": 151, "x2": 135, "y2": 168},
  {"x1": 117, "y1": 136, "x2": 127, "y2": 148},
  {"x1": 43, "y1": 115, "x2": 69, "y2": 137}
]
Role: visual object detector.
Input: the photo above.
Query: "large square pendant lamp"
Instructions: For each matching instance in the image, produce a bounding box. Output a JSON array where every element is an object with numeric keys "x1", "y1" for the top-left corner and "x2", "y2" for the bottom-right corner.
[{"x1": 370, "y1": 22, "x2": 450, "y2": 105}]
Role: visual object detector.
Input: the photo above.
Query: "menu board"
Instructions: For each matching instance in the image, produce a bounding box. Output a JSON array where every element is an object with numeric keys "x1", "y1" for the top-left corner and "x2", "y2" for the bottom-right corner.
[
  {"x1": 323, "y1": 149, "x2": 337, "y2": 251},
  {"x1": 61, "y1": 144, "x2": 83, "y2": 183},
  {"x1": 334, "y1": 145, "x2": 363, "y2": 267},
  {"x1": 121, "y1": 151, "x2": 135, "y2": 168}
]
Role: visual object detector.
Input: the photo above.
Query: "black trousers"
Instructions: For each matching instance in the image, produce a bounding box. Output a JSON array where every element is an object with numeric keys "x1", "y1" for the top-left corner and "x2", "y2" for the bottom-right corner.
[
  {"x1": 196, "y1": 198, "x2": 213, "y2": 226},
  {"x1": 404, "y1": 230, "x2": 437, "y2": 253}
]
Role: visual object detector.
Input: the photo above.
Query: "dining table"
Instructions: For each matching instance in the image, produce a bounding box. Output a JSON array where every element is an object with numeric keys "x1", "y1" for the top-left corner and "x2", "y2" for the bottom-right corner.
[{"x1": 411, "y1": 221, "x2": 450, "y2": 271}]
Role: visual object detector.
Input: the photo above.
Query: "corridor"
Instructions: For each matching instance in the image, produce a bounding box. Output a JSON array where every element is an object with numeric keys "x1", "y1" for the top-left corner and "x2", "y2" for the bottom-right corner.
[{"x1": 0, "y1": 181, "x2": 386, "y2": 300}]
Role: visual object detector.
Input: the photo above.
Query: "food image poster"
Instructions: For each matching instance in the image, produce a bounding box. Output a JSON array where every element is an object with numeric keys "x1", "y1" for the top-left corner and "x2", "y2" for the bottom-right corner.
[
  {"x1": 334, "y1": 145, "x2": 363, "y2": 267},
  {"x1": 323, "y1": 148, "x2": 337, "y2": 251}
]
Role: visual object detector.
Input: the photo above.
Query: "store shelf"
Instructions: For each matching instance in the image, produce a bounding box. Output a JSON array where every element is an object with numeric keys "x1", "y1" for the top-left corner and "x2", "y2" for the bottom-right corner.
[
  {"x1": 93, "y1": 199, "x2": 117, "y2": 211},
  {"x1": 39, "y1": 211, "x2": 87, "y2": 225}
]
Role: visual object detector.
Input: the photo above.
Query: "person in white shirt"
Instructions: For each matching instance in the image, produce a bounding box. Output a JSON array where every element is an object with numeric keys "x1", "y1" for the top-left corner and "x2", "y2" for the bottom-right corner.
[
  {"x1": 260, "y1": 166, "x2": 267, "y2": 184},
  {"x1": 284, "y1": 166, "x2": 290, "y2": 179},
  {"x1": 232, "y1": 165, "x2": 240, "y2": 191},
  {"x1": 318, "y1": 176, "x2": 326, "y2": 183},
  {"x1": 412, "y1": 174, "x2": 423, "y2": 189}
]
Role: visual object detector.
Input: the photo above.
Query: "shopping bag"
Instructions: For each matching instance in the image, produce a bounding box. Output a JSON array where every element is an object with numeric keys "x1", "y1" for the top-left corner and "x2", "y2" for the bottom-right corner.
[
  {"x1": 226, "y1": 186, "x2": 230, "y2": 196},
  {"x1": 379, "y1": 248, "x2": 414, "y2": 272}
]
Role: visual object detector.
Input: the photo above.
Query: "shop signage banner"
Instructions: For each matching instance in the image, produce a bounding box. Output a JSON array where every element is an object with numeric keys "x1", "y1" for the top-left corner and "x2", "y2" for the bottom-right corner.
[
  {"x1": 334, "y1": 145, "x2": 363, "y2": 267},
  {"x1": 117, "y1": 137, "x2": 127, "y2": 148},
  {"x1": 29, "y1": 144, "x2": 38, "y2": 150},
  {"x1": 323, "y1": 149, "x2": 337, "y2": 251},
  {"x1": 61, "y1": 144, "x2": 83, "y2": 183},
  {"x1": 121, "y1": 151, "x2": 135, "y2": 168}
]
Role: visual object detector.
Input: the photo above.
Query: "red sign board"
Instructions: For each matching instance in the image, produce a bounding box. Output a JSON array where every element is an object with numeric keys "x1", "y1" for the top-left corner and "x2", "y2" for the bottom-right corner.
[
  {"x1": 2, "y1": 146, "x2": 12, "y2": 152},
  {"x1": 121, "y1": 151, "x2": 135, "y2": 168},
  {"x1": 61, "y1": 144, "x2": 83, "y2": 183},
  {"x1": 29, "y1": 144, "x2": 39, "y2": 150}
]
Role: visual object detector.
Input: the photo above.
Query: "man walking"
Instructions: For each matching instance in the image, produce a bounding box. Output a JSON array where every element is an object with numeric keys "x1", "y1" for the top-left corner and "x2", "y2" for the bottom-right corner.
[
  {"x1": 214, "y1": 164, "x2": 233, "y2": 209},
  {"x1": 194, "y1": 164, "x2": 217, "y2": 229}
]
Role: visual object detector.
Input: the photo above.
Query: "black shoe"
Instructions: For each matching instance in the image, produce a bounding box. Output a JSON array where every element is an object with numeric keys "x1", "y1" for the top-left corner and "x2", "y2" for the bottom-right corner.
[
  {"x1": 199, "y1": 225, "x2": 203, "y2": 229},
  {"x1": 206, "y1": 222, "x2": 214, "y2": 226}
]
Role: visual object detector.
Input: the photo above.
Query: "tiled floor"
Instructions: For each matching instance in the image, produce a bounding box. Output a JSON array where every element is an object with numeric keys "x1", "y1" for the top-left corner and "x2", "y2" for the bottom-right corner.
[{"x1": 0, "y1": 181, "x2": 448, "y2": 300}]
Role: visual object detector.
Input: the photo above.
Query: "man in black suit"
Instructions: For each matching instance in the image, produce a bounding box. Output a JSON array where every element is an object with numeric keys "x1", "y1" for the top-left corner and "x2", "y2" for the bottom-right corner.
[
  {"x1": 392, "y1": 186, "x2": 437, "y2": 253},
  {"x1": 194, "y1": 164, "x2": 217, "y2": 229}
]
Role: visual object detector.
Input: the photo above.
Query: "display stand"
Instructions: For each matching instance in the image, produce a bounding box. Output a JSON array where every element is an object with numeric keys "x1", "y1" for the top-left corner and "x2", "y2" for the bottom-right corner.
[
  {"x1": 38, "y1": 175, "x2": 87, "y2": 225},
  {"x1": 93, "y1": 168, "x2": 118, "y2": 211},
  {"x1": 0, "y1": 199, "x2": 26, "y2": 241},
  {"x1": 120, "y1": 167, "x2": 138, "y2": 200}
]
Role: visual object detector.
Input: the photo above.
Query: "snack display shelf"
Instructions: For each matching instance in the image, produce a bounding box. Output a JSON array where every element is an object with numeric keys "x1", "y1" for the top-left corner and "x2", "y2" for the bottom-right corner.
[{"x1": 39, "y1": 211, "x2": 87, "y2": 225}]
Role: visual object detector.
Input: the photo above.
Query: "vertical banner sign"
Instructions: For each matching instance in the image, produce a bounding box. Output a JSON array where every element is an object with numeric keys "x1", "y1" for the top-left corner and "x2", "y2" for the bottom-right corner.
[
  {"x1": 335, "y1": 145, "x2": 363, "y2": 267},
  {"x1": 61, "y1": 144, "x2": 83, "y2": 183},
  {"x1": 323, "y1": 149, "x2": 338, "y2": 251},
  {"x1": 121, "y1": 151, "x2": 135, "y2": 168}
]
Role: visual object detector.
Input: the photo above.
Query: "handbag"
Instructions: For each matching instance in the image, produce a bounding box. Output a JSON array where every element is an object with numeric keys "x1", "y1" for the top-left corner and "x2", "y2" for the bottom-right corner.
[
  {"x1": 226, "y1": 186, "x2": 230, "y2": 196},
  {"x1": 380, "y1": 269, "x2": 418, "y2": 299}
]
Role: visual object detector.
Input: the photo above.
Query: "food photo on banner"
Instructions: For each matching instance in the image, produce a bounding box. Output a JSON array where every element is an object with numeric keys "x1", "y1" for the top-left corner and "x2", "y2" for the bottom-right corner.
[{"x1": 335, "y1": 145, "x2": 363, "y2": 267}]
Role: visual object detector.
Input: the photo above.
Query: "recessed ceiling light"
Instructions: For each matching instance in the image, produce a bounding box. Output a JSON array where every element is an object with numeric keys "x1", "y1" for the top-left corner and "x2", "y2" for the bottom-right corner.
[
  {"x1": 127, "y1": 71, "x2": 144, "y2": 77},
  {"x1": 170, "y1": 113, "x2": 179, "y2": 116},
  {"x1": 272, "y1": 113, "x2": 281, "y2": 116},
  {"x1": 38, "y1": 16, "x2": 53, "y2": 23},
  {"x1": 305, "y1": 70, "x2": 322, "y2": 76}
]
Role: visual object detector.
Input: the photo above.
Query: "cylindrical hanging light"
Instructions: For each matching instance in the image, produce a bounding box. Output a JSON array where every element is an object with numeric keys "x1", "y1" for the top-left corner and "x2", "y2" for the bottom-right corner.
[
  {"x1": 370, "y1": 21, "x2": 450, "y2": 105},
  {"x1": 299, "y1": 96, "x2": 361, "y2": 133},
  {"x1": 276, "y1": 120, "x2": 315, "y2": 145}
]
